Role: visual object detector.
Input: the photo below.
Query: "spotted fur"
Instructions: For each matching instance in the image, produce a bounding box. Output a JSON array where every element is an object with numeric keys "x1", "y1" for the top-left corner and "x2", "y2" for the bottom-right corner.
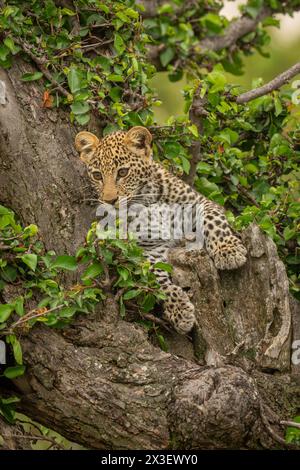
[{"x1": 75, "y1": 127, "x2": 247, "y2": 334}]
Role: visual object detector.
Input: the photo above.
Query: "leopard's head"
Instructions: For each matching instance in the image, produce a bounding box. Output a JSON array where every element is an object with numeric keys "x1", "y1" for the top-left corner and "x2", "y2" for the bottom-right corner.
[{"x1": 75, "y1": 126, "x2": 153, "y2": 206}]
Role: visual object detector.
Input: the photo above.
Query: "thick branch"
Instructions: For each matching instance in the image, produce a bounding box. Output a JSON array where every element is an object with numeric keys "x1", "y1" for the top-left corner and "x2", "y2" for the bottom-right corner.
[
  {"x1": 236, "y1": 61, "x2": 300, "y2": 103},
  {"x1": 199, "y1": 6, "x2": 271, "y2": 52},
  {"x1": 147, "y1": 6, "x2": 272, "y2": 69}
]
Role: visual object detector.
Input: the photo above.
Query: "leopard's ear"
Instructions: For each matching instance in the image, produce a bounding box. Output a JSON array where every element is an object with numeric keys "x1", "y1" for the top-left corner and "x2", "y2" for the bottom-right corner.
[
  {"x1": 75, "y1": 131, "x2": 100, "y2": 163},
  {"x1": 124, "y1": 126, "x2": 152, "y2": 159}
]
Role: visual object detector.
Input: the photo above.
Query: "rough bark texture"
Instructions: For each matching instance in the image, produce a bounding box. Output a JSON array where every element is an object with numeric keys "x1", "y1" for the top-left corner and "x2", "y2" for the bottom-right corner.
[
  {"x1": 0, "y1": 63, "x2": 300, "y2": 450},
  {"x1": 0, "y1": 62, "x2": 98, "y2": 253},
  {"x1": 170, "y1": 224, "x2": 292, "y2": 372}
]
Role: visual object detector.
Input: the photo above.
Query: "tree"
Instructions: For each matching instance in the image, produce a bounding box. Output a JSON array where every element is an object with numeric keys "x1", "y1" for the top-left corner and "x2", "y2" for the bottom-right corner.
[{"x1": 0, "y1": 0, "x2": 300, "y2": 450}]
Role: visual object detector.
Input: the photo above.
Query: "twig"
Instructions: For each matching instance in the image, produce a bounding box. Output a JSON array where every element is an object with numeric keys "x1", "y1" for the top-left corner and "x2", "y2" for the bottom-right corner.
[
  {"x1": 0, "y1": 234, "x2": 21, "y2": 241},
  {"x1": 5, "y1": 304, "x2": 64, "y2": 333},
  {"x1": 280, "y1": 420, "x2": 300, "y2": 430},
  {"x1": 0, "y1": 244, "x2": 13, "y2": 251},
  {"x1": 114, "y1": 287, "x2": 126, "y2": 302},
  {"x1": 141, "y1": 312, "x2": 172, "y2": 332},
  {"x1": 81, "y1": 38, "x2": 113, "y2": 50},
  {"x1": 237, "y1": 62, "x2": 300, "y2": 104},
  {"x1": 90, "y1": 22, "x2": 112, "y2": 29},
  {"x1": 13, "y1": 37, "x2": 70, "y2": 98},
  {"x1": 9, "y1": 433, "x2": 65, "y2": 450},
  {"x1": 223, "y1": 175, "x2": 259, "y2": 208},
  {"x1": 260, "y1": 403, "x2": 300, "y2": 449}
]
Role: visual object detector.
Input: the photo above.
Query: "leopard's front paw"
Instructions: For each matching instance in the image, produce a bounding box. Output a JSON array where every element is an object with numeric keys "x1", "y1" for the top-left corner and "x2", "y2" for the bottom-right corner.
[
  {"x1": 213, "y1": 236, "x2": 247, "y2": 270},
  {"x1": 163, "y1": 286, "x2": 196, "y2": 334}
]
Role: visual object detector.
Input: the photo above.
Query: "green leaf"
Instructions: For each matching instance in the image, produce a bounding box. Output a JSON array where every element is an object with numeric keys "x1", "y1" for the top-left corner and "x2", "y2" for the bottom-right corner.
[
  {"x1": 200, "y1": 13, "x2": 223, "y2": 33},
  {"x1": 157, "y1": 334, "x2": 168, "y2": 352},
  {"x1": 21, "y1": 72, "x2": 43, "y2": 82},
  {"x1": 153, "y1": 262, "x2": 173, "y2": 273},
  {"x1": 51, "y1": 255, "x2": 77, "y2": 271},
  {"x1": 23, "y1": 224, "x2": 38, "y2": 238},
  {"x1": 6, "y1": 335, "x2": 23, "y2": 364},
  {"x1": 116, "y1": 11, "x2": 130, "y2": 23},
  {"x1": 123, "y1": 289, "x2": 141, "y2": 300},
  {"x1": 75, "y1": 113, "x2": 90, "y2": 125},
  {"x1": 160, "y1": 47, "x2": 175, "y2": 67},
  {"x1": 21, "y1": 253, "x2": 38, "y2": 271},
  {"x1": 4, "y1": 37, "x2": 20, "y2": 55},
  {"x1": 71, "y1": 101, "x2": 90, "y2": 115},
  {"x1": 1, "y1": 265, "x2": 17, "y2": 283},
  {"x1": 61, "y1": 7, "x2": 75, "y2": 16},
  {"x1": 217, "y1": 128, "x2": 239, "y2": 145},
  {"x1": 125, "y1": 8, "x2": 139, "y2": 19},
  {"x1": 245, "y1": 0, "x2": 264, "y2": 19},
  {"x1": 117, "y1": 266, "x2": 129, "y2": 280},
  {"x1": 107, "y1": 74, "x2": 124, "y2": 82},
  {"x1": 14, "y1": 297, "x2": 24, "y2": 316},
  {"x1": 3, "y1": 6, "x2": 17, "y2": 17},
  {"x1": 0, "y1": 304, "x2": 14, "y2": 323},
  {"x1": 180, "y1": 157, "x2": 190, "y2": 174},
  {"x1": 230, "y1": 175, "x2": 239, "y2": 186},
  {"x1": 98, "y1": 4, "x2": 109, "y2": 14},
  {"x1": 114, "y1": 34, "x2": 125, "y2": 55},
  {"x1": 82, "y1": 262, "x2": 103, "y2": 280},
  {"x1": 58, "y1": 306, "x2": 77, "y2": 318},
  {"x1": 207, "y1": 68, "x2": 227, "y2": 93},
  {"x1": 0, "y1": 205, "x2": 12, "y2": 216},
  {"x1": 3, "y1": 365, "x2": 26, "y2": 379},
  {"x1": 141, "y1": 294, "x2": 156, "y2": 312},
  {"x1": 0, "y1": 397, "x2": 18, "y2": 423},
  {"x1": 283, "y1": 226, "x2": 296, "y2": 241},
  {"x1": 197, "y1": 162, "x2": 213, "y2": 174},
  {"x1": 0, "y1": 45, "x2": 10, "y2": 61},
  {"x1": 158, "y1": 4, "x2": 173, "y2": 14},
  {"x1": 188, "y1": 124, "x2": 199, "y2": 138},
  {"x1": 274, "y1": 96, "x2": 283, "y2": 116},
  {"x1": 109, "y1": 87, "x2": 122, "y2": 102},
  {"x1": 67, "y1": 67, "x2": 81, "y2": 94}
]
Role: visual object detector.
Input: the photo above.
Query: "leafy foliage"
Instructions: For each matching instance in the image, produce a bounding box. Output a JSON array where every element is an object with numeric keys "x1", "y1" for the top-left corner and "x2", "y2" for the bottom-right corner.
[
  {"x1": 189, "y1": 69, "x2": 299, "y2": 298},
  {"x1": 0, "y1": 0, "x2": 157, "y2": 130}
]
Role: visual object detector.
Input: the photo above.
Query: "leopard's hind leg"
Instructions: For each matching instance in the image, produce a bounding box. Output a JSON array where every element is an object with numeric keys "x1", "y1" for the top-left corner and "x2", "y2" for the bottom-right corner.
[{"x1": 145, "y1": 244, "x2": 196, "y2": 335}]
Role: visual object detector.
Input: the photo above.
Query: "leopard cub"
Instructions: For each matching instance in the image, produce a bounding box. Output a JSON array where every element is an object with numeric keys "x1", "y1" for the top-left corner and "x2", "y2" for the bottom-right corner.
[{"x1": 75, "y1": 126, "x2": 247, "y2": 334}]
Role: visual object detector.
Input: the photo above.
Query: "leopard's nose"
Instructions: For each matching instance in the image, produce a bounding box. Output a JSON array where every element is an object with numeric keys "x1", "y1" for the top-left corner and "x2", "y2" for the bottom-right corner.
[{"x1": 104, "y1": 197, "x2": 118, "y2": 205}]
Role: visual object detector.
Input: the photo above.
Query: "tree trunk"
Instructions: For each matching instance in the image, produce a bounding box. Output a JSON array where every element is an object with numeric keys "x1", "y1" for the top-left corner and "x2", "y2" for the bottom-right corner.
[
  {"x1": 0, "y1": 61, "x2": 97, "y2": 253},
  {"x1": 0, "y1": 62, "x2": 300, "y2": 450}
]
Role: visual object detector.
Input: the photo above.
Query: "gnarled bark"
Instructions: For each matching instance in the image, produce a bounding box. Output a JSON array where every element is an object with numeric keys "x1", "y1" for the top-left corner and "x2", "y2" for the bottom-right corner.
[
  {"x1": 0, "y1": 62, "x2": 300, "y2": 450},
  {"x1": 170, "y1": 224, "x2": 292, "y2": 372}
]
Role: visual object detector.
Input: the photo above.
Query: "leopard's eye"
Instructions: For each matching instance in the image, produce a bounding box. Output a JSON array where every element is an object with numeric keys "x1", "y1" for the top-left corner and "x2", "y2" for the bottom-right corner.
[
  {"x1": 92, "y1": 171, "x2": 103, "y2": 181},
  {"x1": 117, "y1": 168, "x2": 129, "y2": 178}
]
